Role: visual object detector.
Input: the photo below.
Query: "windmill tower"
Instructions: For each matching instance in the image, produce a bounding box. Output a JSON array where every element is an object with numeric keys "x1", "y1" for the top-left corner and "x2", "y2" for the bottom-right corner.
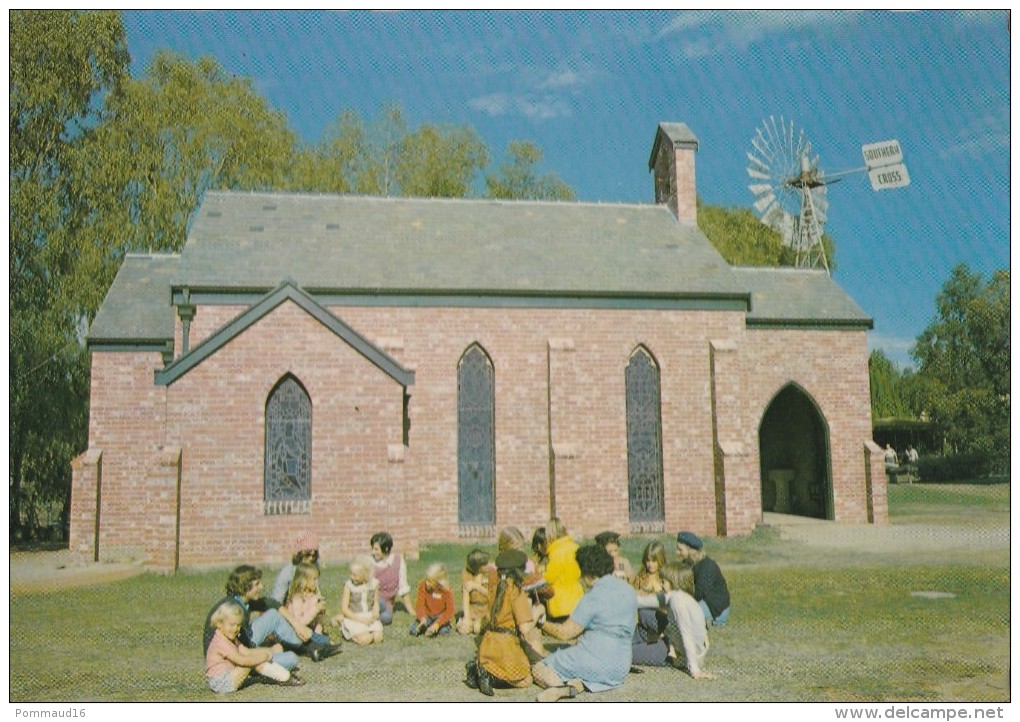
[{"x1": 747, "y1": 116, "x2": 911, "y2": 275}]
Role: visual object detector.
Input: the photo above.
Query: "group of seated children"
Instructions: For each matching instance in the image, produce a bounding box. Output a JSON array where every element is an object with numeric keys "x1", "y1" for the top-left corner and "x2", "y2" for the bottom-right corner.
[
  {"x1": 202, "y1": 562, "x2": 343, "y2": 693},
  {"x1": 204, "y1": 524, "x2": 730, "y2": 698},
  {"x1": 462, "y1": 522, "x2": 732, "y2": 700}
]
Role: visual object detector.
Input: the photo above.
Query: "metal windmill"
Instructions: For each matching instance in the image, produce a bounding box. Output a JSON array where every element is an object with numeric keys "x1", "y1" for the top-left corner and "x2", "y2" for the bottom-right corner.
[{"x1": 746, "y1": 115, "x2": 910, "y2": 274}]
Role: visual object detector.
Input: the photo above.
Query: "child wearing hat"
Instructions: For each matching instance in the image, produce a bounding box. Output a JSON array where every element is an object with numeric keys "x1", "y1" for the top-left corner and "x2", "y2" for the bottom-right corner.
[
  {"x1": 676, "y1": 531, "x2": 730, "y2": 626},
  {"x1": 270, "y1": 531, "x2": 320, "y2": 605},
  {"x1": 465, "y1": 548, "x2": 541, "y2": 696}
]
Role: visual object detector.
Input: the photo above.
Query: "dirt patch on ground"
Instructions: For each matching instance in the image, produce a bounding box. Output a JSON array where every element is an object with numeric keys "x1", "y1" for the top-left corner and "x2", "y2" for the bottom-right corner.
[
  {"x1": 761, "y1": 510, "x2": 1009, "y2": 565},
  {"x1": 9, "y1": 548, "x2": 146, "y2": 595}
]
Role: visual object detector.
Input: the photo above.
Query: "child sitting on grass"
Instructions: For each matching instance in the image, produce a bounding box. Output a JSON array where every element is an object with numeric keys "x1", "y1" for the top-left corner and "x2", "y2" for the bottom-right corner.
[
  {"x1": 633, "y1": 541, "x2": 669, "y2": 594},
  {"x1": 285, "y1": 562, "x2": 343, "y2": 661},
  {"x1": 595, "y1": 530, "x2": 634, "y2": 583},
  {"x1": 676, "y1": 530, "x2": 731, "y2": 627},
  {"x1": 410, "y1": 562, "x2": 455, "y2": 637},
  {"x1": 206, "y1": 600, "x2": 304, "y2": 693},
  {"x1": 341, "y1": 556, "x2": 384, "y2": 645},
  {"x1": 457, "y1": 549, "x2": 493, "y2": 635}
]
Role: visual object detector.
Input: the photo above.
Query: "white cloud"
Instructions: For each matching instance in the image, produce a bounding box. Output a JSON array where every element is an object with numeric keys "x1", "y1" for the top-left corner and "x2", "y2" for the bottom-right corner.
[
  {"x1": 468, "y1": 63, "x2": 588, "y2": 121},
  {"x1": 468, "y1": 92, "x2": 571, "y2": 120},
  {"x1": 938, "y1": 108, "x2": 1010, "y2": 160},
  {"x1": 658, "y1": 10, "x2": 862, "y2": 58},
  {"x1": 539, "y1": 69, "x2": 583, "y2": 90},
  {"x1": 956, "y1": 9, "x2": 1007, "y2": 25},
  {"x1": 468, "y1": 93, "x2": 512, "y2": 116}
]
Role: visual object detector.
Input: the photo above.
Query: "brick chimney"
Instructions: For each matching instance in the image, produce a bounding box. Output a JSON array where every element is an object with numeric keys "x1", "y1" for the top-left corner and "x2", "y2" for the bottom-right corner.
[{"x1": 648, "y1": 122, "x2": 699, "y2": 225}]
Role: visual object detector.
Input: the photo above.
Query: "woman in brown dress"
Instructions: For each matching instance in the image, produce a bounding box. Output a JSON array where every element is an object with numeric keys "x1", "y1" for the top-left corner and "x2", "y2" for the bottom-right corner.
[{"x1": 464, "y1": 549, "x2": 543, "y2": 696}]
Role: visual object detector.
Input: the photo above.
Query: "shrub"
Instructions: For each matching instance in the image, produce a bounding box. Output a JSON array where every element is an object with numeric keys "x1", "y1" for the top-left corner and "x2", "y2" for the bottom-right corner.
[{"x1": 916, "y1": 452, "x2": 997, "y2": 483}]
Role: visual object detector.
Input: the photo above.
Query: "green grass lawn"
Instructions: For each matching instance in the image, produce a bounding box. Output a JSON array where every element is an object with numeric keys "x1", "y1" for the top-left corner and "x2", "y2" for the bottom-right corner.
[{"x1": 9, "y1": 484, "x2": 1010, "y2": 702}]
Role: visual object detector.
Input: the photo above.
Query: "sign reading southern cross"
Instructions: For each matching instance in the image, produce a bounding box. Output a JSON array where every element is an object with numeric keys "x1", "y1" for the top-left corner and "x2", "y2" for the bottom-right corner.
[{"x1": 861, "y1": 140, "x2": 903, "y2": 169}]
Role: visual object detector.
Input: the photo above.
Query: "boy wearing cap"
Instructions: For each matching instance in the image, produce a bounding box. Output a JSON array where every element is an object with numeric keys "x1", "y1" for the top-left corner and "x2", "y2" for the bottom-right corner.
[{"x1": 676, "y1": 531, "x2": 731, "y2": 626}]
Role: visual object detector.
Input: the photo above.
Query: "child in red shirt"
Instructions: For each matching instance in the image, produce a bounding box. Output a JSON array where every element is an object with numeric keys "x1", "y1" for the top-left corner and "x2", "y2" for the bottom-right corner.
[{"x1": 410, "y1": 563, "x2": 455, "y2": 637}]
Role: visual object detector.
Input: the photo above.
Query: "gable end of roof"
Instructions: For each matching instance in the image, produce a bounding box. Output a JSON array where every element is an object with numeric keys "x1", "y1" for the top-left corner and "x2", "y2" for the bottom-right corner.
[{"x1": 154, "y1": 280, "x2": 415, "y2": 387}]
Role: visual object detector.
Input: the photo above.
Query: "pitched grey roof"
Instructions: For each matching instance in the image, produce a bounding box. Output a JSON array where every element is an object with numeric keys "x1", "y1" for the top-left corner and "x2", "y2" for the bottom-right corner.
[
  {"x1": 734, "y1": 267, "x2": 872, "y2": 328},
  {"x1": 88, "y1": 253, "x2": 179, "y2": 345},
  {"x1": 176, "y1": 191, "x2": 744, "y2": 298},
  {"x1": 88, "y1": 190, "x2": 874, "y2": 346}
]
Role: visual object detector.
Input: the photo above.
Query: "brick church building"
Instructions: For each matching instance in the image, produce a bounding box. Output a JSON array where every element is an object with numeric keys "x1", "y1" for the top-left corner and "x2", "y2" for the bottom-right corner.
[{"x1": 70, "y1": 122, "x2": 889, "y2": 571}]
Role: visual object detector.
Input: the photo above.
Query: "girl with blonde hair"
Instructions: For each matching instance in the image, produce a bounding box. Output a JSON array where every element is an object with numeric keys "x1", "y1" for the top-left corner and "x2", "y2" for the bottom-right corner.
[
  {"x1": 632, "y1": 541, "x2": 669, "y2": 594},
  {"x1": 205, "y1": 600, "x2": 304, "y2": 692},
  {"x1": 410, "y1": 562, "x2": 456, "y2": 637},
  {"x1": 542, "y1": 517, "x2": 583, "y2": 620},
  {"x1": 341, "y1": 556, "x2": 384, "y2": 645}
]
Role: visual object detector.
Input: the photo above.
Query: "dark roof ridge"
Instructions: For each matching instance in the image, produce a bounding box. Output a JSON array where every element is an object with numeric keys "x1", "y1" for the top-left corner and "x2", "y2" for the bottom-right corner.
[
  {"x1": 124, "y1": 251, "x2": 180, "y2": 260},
  {"x1": 730, "y1": 266, "x2": 831, "y2": 274},
  {"x1": 201, "y1": 188, "x2": 663, "y2": 212}
]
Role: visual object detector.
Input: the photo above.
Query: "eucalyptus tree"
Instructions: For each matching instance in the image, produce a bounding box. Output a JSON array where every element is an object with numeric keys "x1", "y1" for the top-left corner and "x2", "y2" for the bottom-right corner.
[
  {"x1": 911, "y1": 264, "x2": 1009, "y2": 460},
  {"x1": 396, "y1": 123, "x2": 489, "y2": 198},
  {"x1": 10, "y1": 10, "x2": 129, "y2": 537},
  {"x1": 67, "y1": 50, "x2": 297, "y2": 284},
  {"x1": 485, "y1": 140, "x2": 575, "y2": 201}
]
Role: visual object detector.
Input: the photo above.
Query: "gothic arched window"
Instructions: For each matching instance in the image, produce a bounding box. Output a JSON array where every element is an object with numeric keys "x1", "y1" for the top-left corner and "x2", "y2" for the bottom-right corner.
[
  {"x1": 457, "y1": 344, "x2": 495, "y2": 530},
  {"x1": 264, "y1": 375, "x2": 312, "y2": 515},
  {"x1": 626, "y1": 346, "x2": 665, "y2": 532}
]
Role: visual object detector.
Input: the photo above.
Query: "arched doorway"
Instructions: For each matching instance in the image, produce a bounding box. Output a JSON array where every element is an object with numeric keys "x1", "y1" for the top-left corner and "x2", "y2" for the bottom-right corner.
[{"x1": 758, "y1": 383, "x2": 832, "y2": 520}]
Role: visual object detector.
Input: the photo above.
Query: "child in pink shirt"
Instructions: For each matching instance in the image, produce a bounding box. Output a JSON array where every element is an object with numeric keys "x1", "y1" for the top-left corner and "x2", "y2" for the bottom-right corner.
[{"x1": 205, "y1": 600, "x2": 304, "y2": 693}]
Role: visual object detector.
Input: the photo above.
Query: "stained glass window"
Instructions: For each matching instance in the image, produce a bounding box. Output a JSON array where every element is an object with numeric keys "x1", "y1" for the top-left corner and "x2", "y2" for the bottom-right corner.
[
  {"x1": 457, "y1": 344, "x2": 495, "y2": 529},
  {"x1": 264, "y1": 375, "x2": 312, "y2": 515},
  {"x1": 626, "y1": 346, "x2": 665, "y2": 531}
]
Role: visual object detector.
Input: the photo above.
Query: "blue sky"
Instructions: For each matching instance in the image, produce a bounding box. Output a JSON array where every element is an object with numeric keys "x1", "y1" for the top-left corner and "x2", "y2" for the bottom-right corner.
[{"x1": 122, "y1": 10, "x2": 1011, "y2": 369}]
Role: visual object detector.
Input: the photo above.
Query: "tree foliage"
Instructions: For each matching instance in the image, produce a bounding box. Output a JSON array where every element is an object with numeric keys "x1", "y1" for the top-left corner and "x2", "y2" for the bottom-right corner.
[
  {"x1": 10, "y1": 10, "x2": 130, "y2": 538},
  {"x1": 67, "y1": 50, "x2": 296, "y2": 294},
  {"x1": 698, "y1": 201, "x2": 837, "y2": 269},
  {"x1": 291, "y1": 104, "x2": 492, "y2": 198},
  {"x1": 910, "y1": 263, "x2": 1009, "y2": 460},
  {"x1": 868, "y1": 350, "x2": 920, "y2": 420},
  {"x1": 486, "y1": 140, "x2": 575, "y2": 201}
]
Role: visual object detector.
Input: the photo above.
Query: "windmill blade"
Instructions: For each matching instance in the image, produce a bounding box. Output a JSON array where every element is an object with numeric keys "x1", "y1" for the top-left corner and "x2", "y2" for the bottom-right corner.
[
  {"x1": 753, "y1": 191, "x2": 777, "y2": 215},
  {"x1": 747, "y1": 149, "x2": 772, "y2": 173},
  {"x1": 775, "y1": 117, "x2": 791, "y2": 163},
  {"x1": 751, "y1": 132, "x2": 775, "y2": 164},
  {"x1": 812, "y1": 190, "x2": 829, "y2": 224},
  {"x1": 761, "y1": 203, "x2": 785, "y2": 231},
  {"x1": 747, "y1": 116, "x2": 829, "y2": 256},
  {"x1": 767, "y1": 116, "x2": 784, "y2": 163},
  {"x1": 779, "y1": 213, "x2": 796, "y2": 246}
]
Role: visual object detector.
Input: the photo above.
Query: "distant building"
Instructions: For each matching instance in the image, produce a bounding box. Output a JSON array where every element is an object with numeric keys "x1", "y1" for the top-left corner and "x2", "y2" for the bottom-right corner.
[{"x1": 70, "y1": 122, "x2": 888, "y2": 570}]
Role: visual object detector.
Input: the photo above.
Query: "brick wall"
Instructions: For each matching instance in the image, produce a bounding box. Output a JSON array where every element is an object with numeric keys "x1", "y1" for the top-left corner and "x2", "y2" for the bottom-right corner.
[{"x1": 76, "y1": 298, "x2": 880, "y2": 569}]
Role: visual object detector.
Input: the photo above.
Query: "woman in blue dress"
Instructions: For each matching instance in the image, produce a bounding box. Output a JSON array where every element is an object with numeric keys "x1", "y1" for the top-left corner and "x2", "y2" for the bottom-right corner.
[{"x1": 531, "y1": 544, "x2": 638, "y2": 702}]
